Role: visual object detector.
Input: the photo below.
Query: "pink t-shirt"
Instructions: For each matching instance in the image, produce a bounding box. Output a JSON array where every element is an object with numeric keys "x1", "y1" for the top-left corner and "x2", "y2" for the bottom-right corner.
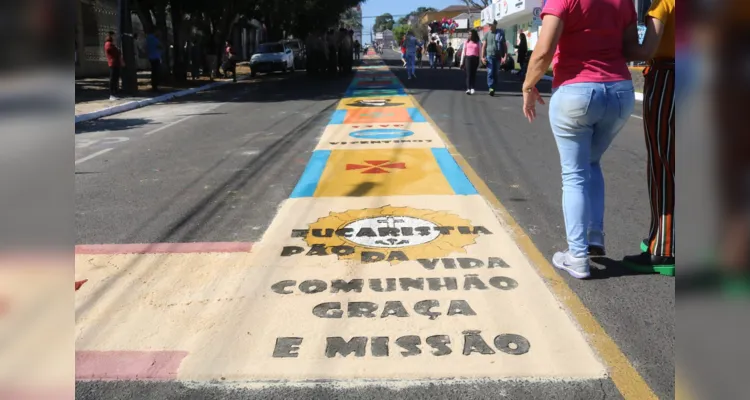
[
  {"x1": 542, "y1": 0, "x2": 636, "y2": 88},
  {"x1": 463, "y1": 40, "x2": 481, "y2": 57}
]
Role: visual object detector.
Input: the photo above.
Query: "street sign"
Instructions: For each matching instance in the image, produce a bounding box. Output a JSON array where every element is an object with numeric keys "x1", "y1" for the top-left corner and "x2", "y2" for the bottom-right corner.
[{"x1": 531, "y1": 7, "x2": 542, "y2": 28}]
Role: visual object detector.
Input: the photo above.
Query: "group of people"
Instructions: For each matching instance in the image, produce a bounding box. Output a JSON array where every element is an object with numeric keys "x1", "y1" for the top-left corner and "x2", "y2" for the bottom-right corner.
[
  {"x1": 519, "y1": 0, "x2": 675, "y2": 278},
  {"x1": 103, "y1": 30, "x2": 238, "y2": 100}
]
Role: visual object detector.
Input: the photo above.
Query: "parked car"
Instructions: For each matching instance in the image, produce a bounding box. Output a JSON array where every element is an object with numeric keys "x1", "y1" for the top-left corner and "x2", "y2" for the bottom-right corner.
[
  {"x1": 281, "y1": 39, "x2": 306, "y2": 70},
  {"x1": 250, "y1": 42, "x2": 295, "y2": 77}
]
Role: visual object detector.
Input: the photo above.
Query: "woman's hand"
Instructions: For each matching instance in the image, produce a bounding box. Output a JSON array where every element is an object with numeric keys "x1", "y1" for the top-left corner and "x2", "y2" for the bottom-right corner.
[{"x1": 522, "y1": 86, "x2": 545, "y2": 123}]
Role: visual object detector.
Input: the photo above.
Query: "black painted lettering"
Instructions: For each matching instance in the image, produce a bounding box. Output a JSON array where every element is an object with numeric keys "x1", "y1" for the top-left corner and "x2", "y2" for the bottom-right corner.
[
  {"x1": 280, "y1": 246, "x2": 304, "y2": 257},
  {"x1": 331, "y1": 246, "x2": 355, "y2": 256},
  {"x1": 414, "y1": 227, "x2": 432, "y2": 236},
  {"x1": 331, "y1": 279, "x2": 364, "y2": 293},
  {"x1": 399, "y1": 277, "x2": 424, "y2": 291},
  {"x1": 371, "y1": 336, "x2": 389, "y2": 357},
  {"x1": 395, "y1": 335, "x2": 422, "y2": 357},
  {"x1": 313, "y1": 302, "x2": 343, "y2": 318},
  {"x1": 325, "y1": 337, "x2": 367, "y2": 358},
  {"x1": 441, "y1": 258, "x2": 457, "y2": 269},
  {"x1": 381, "y1": 301, "x2": 410, "y2": 318},
  {"x1": 312, "y1": 228, "x2": 334, "y2": 238},
  {"x1": 362, "y1": 251, "x2": 385, "y2": 263},
  {"x1": 447, "y1": 300, "x2": 477, "y2": 316},
  {"x1": 426, "y1": 335, "x2": 452, "y2": 356},
  {"x1": 299, "y1": 279, "x2": 328, "y2": 294},
  {"x1": 387, "y1": 251, "x2": 408, "y2": 262},
  {"x1": 427, "y1": 277, "x2": 458, "y2": 291},
  {"x1": 271, "y1": 280, "x2": 296, "y2": 294},
  {"x1": 417, "y1": 258, "x2": 440, "y2": 270},
  {"x1": 290, "y1": 229, "x2": 308, "y2": 238},
  {"x1": 435, "y1": 226, "x2": 455, "y2": 234},
  {"x1": 489, "y1": 276, "x2": 519, "y2": 291},
  {"x1": 378, "y1": 227, "x2": 400, "y2": 237},
  {"x1": 494, "y1": 334, "x2": 531, "y2": 355},
  {"x1": 369, "y1": 278, "x2": 397, "y2": 292},
  {"x1": 335, "y1": 228, "x2": 354, "y2": 237},
  {"x1": 463, "y1": 274, "x2": 488, "y2": 290},
  {"x1": 458, "y1": 258, "x2": 484, "y2": 269},
  {"x1": 272, "y1": 337, "x2": 303, "y2": 358},
  {"x1": 356, "y1": 228, "x2": 377, "y2": 237},
  {"x1": 400, "y1": 227, "x2": 414, "y2": 236},
  {"x1": 473, "y1": 226, "x2": 493, "y2": 235},
  {"x1": 414, "y1": 299, "x2": 441, "y2": 320},
  {"x1": 306, "y1": 244, "x2": 328, "y2": 256},
  {"x1": 457, "y1": 226, "x2": 472, "y2": 234},
  {"x1": 348, "y1": 302, "x2": 378, "y2": 318},
  {"x1": 330, "y1": 142, "x2": 339, "y2": 145},
  {"x1": 488, "y1": 257, "x2": 510, "y2": 268},
  {"x1": 462, "y1": 330, "x2": 496, "y2": 355}
]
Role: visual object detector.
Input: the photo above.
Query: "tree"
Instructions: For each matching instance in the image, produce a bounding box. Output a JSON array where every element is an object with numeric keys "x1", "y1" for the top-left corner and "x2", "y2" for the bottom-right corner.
[
  {"x1": 397, "y1": 6, "x2": 437, "y2": 26},
  {"x1": 373, "y1": 13, "x2": 394, "y2": 32},
  {"x1": 392, "y1": 25, "x2": 409, "y2": 44},
  {"x1": 340, "y1": 7, "x2": 363, "y2": 30}
]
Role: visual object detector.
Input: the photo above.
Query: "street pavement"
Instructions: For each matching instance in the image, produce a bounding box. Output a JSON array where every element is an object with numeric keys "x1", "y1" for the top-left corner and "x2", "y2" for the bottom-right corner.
[{"x1": 75, "y1": 50, "x2": 673, "y2": 399}]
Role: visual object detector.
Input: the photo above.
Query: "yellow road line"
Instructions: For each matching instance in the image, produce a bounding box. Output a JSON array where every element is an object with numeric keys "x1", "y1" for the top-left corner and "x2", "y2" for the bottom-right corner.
[{"x1": 405, "y1": 93, "x2": 659, "y2": 400}]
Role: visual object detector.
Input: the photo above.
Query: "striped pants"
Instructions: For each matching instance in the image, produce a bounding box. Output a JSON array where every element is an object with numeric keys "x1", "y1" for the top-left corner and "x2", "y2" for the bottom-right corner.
[{"x1": 643, "y1": 61, "x2": 675, "y2": 257}]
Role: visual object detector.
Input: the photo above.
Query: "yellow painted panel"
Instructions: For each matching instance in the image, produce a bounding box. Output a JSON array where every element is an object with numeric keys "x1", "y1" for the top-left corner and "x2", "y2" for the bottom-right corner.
[
  {"x1": 337, "y1": 96, "x2": 414, "y2": 110},
  {"x1": 313, "y1": 149, "x2": 453, "y2": 197}
]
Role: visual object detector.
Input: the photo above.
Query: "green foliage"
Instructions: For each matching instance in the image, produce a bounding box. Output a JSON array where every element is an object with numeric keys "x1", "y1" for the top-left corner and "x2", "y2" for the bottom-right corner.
[
  {"x1": 373, "y1": 13, "x2": 394, "y2": 32},
  {"x1": 392, "y1": 24, "x2": 409, "y2": 43},
  {"x1": 397, "y1": 6, "x2": 437, "y2": 25}
]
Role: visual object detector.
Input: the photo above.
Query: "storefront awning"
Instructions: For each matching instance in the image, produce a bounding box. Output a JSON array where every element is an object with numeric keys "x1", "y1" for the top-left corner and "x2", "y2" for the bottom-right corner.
[{"x1": 482, "y1": 0, "x2": 543, "y2": 27}]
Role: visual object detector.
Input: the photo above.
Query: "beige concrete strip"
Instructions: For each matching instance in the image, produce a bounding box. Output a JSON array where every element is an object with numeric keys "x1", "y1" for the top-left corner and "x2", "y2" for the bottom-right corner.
[
  {"x1": 75, "y1": 196, "x2": 605, "y2": 382},
  {"x1": 405, "y1": 93, "x2": 660, "y2": 399},
  {"x1": 316, "y1": 122, "x2": 445, "y2": 151}
]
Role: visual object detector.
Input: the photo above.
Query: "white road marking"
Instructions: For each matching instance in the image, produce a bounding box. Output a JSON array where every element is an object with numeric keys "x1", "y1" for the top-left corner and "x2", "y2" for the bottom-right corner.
[
  {"x1": 75, "y1": 148, "x2": 114, "y2": 165},
  {"x1": 631, "y1": 114, "x2": 643, "y2": 120},
  {"x1": 144, "y1": 116, "x2": 194, "y2": 136}
]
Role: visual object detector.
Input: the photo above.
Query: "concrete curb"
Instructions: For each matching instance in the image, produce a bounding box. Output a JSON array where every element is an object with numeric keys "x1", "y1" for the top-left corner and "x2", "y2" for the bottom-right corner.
[{"x1": 75, "y1": 76, "x2": 246, "y2": 124}]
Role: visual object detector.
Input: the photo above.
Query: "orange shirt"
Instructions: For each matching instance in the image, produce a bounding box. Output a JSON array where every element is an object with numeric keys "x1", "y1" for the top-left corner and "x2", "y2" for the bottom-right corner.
[{"x1": 647, "y1": 0, "x2": 675, "y2": 59}]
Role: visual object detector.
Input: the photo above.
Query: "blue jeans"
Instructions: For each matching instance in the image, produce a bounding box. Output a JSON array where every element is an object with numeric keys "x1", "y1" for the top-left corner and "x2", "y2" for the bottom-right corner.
[
  {"x1": 428, "y1": 52, "x2": 436, "y2": 68},
  {"x1": 486, "y1": 56, "x2": 498, "y2": 90},
  {"x1": 405, "y1": 53, "x2": 416, "y2": 76},
  {"x1": 548, "y1": 81, "x2": 635, "y2": 257}
]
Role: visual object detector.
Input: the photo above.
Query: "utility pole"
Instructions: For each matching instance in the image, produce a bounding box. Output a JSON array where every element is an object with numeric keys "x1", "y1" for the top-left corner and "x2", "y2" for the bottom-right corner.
[{"x1": 119, "y1": 0, "x2": 137, "y2": 94}]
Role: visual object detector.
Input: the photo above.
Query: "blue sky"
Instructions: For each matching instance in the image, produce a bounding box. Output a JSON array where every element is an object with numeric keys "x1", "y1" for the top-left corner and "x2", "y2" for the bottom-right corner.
[{"x1": 360, "y1": 0, "x2": 462, "y2": 43}]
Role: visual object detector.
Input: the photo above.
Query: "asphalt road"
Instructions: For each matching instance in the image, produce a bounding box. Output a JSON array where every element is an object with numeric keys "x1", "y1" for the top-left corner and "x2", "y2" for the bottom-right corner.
[{"x1": 75, "y1": 53, "x2": 673, "y2": 399}]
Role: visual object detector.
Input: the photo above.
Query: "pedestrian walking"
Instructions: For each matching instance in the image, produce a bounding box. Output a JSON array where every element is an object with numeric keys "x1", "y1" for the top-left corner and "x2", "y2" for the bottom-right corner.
[
  {"x1": 104, "y1": 31, "x2": 123, "y2": 100},
  {"x1": 515, "y1": 31, "x2": 528, "y2": 80},
  {"x1": 446, "y1": 43, "x2": 455, "y2": 69},
  {"x1": 189, "y1": 38, "x2": 203, "y2": 80},
  {"x1": 460, "y1": 29, "x2": 482, "y2": 95},
  {"x1": 146, "y1": 30, "x2": 163, "y2": 91},
  {"x1": 404, "y1": 31, "x2": 421, "y2": 80},
  {"x1": 401, "y1": 40, "x2": 407, "y2": 67},
  {"x1": 416, "y1": 45, "x2": 423, "y2": 68},
  {"x1": 621, "y1": 0, "x2": 676, "y2": 275},
  {"x1": 482, "y1": 21, "x2": 508, "y2": 96},
  {"x1": 427, "y1": 39, "x2": 438, "y2": 69},
  {"x1": 222, "y1": 41, "x2": 237, "y2": 82},
  {"x1": 521, "y1": 0, "x2": 637, "y2": 279}
]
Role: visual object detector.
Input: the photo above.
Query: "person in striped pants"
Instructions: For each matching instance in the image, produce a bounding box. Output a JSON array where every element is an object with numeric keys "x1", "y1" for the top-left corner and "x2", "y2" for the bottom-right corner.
[{"x1": 623, "y1": 0, "x2": 675, "y2": 275}]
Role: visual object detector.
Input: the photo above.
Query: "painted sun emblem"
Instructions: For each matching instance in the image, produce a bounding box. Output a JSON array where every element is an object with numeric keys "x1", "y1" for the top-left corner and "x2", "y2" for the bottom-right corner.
[{"x1": 304, "y1": 206, "x2": 483, "y2": 263}]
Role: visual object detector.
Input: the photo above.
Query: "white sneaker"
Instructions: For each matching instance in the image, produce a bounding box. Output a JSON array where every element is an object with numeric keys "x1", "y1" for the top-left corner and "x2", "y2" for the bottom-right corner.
[
  {"x1": 466, "y1": 89, "x2": 471, "y2": 95},
  {"x1": 109, "y1": 95, "x2": 119, "y2": 101},
  {"x1": 470, "y1": 89, "x2": 475, "y2": 95},
  {"x1": 552, "y1": 250, "x2": 590, "y2": 279}
]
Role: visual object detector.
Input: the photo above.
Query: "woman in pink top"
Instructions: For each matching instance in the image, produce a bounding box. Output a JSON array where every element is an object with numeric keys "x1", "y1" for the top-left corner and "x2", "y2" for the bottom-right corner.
[
  {"x1": 521, "y1": 0, "x2": 637, "y2": 279},
  {"x1": 459, "y1": 29, "x2": 482, "y2": 95}
]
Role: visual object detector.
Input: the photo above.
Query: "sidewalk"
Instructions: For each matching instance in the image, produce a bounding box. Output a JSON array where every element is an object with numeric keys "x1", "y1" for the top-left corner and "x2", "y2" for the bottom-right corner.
[{"x1": 75, "y1": 64, "x2": 251, "y2": 117}]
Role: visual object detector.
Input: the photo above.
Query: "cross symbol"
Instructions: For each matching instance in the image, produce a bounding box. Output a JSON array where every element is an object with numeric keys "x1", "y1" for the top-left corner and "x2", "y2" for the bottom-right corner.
[{"x1": 377, "y1": 217, "x2": 405, "y2": 229}]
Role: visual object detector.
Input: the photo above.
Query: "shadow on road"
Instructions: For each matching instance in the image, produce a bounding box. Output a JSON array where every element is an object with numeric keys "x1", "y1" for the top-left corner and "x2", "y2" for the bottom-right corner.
[{"x1": 75, "y1": 118, "x2": 153, "y2": 134}]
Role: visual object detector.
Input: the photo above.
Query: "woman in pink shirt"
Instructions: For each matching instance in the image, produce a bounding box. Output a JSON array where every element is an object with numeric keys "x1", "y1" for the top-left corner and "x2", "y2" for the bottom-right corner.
[
  {"x1": 459, "y1": 29, "x2": 482, "y2": 95},
  {"x1": 521, "y1": 0, "x2": 637, "y2": 279}
]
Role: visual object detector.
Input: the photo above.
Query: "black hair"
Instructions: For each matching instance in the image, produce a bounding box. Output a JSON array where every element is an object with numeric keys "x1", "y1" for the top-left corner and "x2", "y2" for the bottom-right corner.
[{"x1": 469, "y1": 29, "x2": 480, "y2": 43}]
